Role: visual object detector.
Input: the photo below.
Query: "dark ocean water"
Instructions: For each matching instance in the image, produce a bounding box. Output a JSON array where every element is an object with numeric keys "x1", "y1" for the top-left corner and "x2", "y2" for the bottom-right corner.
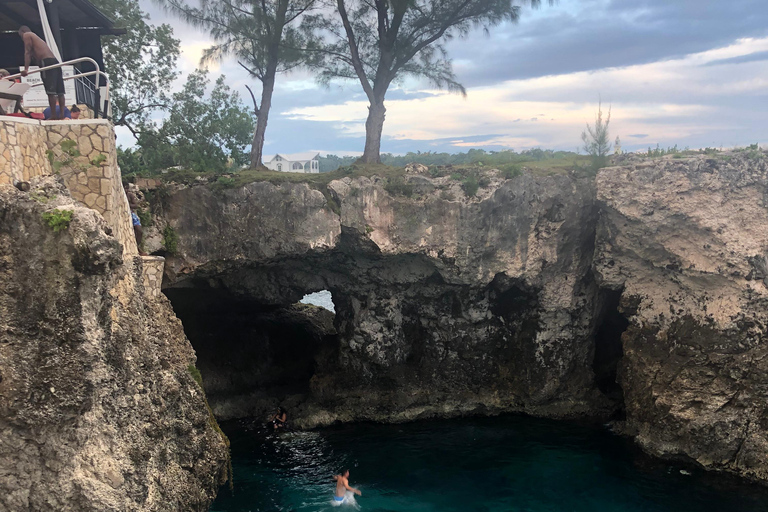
[{"x1": 210, "y1": 414, "x2": 768, "y2": 512}]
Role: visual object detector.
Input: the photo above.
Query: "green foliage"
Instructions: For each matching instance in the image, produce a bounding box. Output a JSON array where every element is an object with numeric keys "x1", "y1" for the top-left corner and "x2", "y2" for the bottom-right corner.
[
  {"x1": 60, "y1": 139, "x2": 80, "y2": 157},
  {"x1": 318, "y1": 148, "x2": 574, "y2": 173},
  {"x1": 157, "y1": 0, "x2": 319, "y2": 166},
  {"x1": 46, "y1": 140, "x2": 105, "y2": 175},
  {"x1": 187, "y1": 364, "x2": 203, "y2": 388},
  {"x1": 136, "y1": 208, "x2": 153, "y2": 227},
  {"x1": 212, "y1": 176, "x2": 237, "y2": 190},
  {"x1": 581, "y1": 101, "x2": 612, "y2": 172},
  {"x1": 162, "y1": 225, "x2": 179, "y2": 255},
  {"x1": 42, "y1": 209, "x2": 74, "y2": 232},
  {"x1": 440, "y1": 189, "x2": 455, "y2": 201},
  {"x1": 364, "y1": 224, "x2": 374, "y2": 234},
  {"x1": 462, "y1": 174, "x2": 479, "y2": 197},
  {"x1": 90, "y1": 154, "x2": 107, "y2": 166},
  {"x1": 304, "y1": 1, "x2": 550, "y2": 161},
  {"x1": 91, "y1": 0, "x2": 180, "y2": 133},
  {"x1": 384, "y1": 177, "x2": 414, "y2": 197},
  {"x1": 645, "y1": 144, "x2": 681, "y2": 158},
  {"x1": 30, "y1": 192, "x2": 56, "y2": 204},
  {"x1": 500, "y1": 163, "x2": 522, "y2": 179},
  {"x1": 118, "y1": 70, "x2": 255, "y2": 174}
]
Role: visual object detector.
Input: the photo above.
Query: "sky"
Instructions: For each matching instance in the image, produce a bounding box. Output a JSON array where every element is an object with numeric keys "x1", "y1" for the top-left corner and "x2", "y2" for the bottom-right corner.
[{"x1": 131, "y1": 0, "x2": 768, "y2": 156}]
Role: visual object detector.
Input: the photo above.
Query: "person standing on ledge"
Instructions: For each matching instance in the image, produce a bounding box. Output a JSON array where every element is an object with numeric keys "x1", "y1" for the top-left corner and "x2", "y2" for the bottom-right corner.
[
  {"x1": 124, "y1": 184, "x2": 147, "y2": 256},
  {"x1": 332, "y1": 469, "x2": 361, "y2": 504},
  {"x1": 18, "y1": 26, "x2": 66, "y2": 120}
]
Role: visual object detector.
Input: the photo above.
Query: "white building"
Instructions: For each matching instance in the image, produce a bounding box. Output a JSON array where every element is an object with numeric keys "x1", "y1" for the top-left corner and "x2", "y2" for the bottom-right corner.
[{"x1": 264, "y1": 152, "x2": 321, "y2": 173}]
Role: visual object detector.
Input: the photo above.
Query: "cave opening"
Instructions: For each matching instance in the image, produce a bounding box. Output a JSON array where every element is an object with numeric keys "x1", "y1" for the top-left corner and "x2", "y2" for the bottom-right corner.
[
  {"x1": 164, "y1": 287, "x2": 338, "y2": 420},
  {"x1": 592, "y1": 289, "x2": 629, "y2": 404}
]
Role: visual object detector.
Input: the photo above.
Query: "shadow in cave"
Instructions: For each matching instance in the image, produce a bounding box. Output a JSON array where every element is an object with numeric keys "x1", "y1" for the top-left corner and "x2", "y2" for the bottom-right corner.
[
  {"x1": 164, "y1": 287, "x2": 338, "y2": 420},
  {"x1": 593, "y1": 289, "x2": 630, "y2": 412}
]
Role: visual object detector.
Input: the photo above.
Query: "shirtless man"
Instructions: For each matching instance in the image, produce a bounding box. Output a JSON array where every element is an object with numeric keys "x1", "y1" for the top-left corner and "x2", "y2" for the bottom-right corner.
[
  {"x1": 332, "y1": 469, "x2": 361, "y2": 504},
  {"x1": 18, "y1": 26, "x2": 66, "y2": 120}
]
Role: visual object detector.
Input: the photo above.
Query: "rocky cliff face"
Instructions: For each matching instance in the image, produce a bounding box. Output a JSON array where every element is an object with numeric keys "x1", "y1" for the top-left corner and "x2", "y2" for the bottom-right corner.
[
  {"x1": 145, "y1": 168, "x2": 617, "y2": 427},
  {"x1": 0, "y1": 178, "x2": 228, "y2": 511},
  {"x1": 594, "y1": 152, "x2": 768, "y2": 482},
  {"x1": 142, "y1": 152, "x2": 768, "y2": 485}
]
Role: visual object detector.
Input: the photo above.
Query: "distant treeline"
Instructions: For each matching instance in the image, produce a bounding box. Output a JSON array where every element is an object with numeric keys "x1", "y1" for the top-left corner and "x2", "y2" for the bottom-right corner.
[{"x1": 318, "y1": 148, "x2": 578, "y2": 172}]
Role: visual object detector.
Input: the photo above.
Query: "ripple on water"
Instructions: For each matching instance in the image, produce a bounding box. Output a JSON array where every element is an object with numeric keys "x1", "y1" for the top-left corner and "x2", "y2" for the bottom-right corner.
[{"x1": 211, "y1": 415, "x2": 768, "y2": 512}]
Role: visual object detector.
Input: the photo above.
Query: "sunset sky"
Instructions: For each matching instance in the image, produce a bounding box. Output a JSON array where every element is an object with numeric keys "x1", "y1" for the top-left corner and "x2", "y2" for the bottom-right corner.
[{"x1": 133, "y1": 0, "x2": 768, "y2": 157}]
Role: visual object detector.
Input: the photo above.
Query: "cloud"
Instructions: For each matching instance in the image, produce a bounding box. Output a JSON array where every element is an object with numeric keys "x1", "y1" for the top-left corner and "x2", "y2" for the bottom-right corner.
[
  {"x1": 124, "y1": 0, "x2": 768, "y2": 156},
  {"x1": 448, "y1": 0, "x2": 768, "y2": 86},
  {"x1": 704, "y1": 50, "x2": 768, "y2": 67}
]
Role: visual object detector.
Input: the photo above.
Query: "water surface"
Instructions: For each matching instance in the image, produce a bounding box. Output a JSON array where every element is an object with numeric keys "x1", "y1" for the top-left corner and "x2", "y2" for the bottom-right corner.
[{"x1": 211, "y1": 414, "x2": 768, "y2": 512}]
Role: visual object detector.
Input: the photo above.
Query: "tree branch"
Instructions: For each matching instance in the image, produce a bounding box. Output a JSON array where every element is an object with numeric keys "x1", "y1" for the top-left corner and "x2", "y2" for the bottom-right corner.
[
  {"x1": 337, "y1": 0, "x2": 375, "y2": 102},
  {"x1": 244, "y1": 84, "x2": 260, "y2": 117}
]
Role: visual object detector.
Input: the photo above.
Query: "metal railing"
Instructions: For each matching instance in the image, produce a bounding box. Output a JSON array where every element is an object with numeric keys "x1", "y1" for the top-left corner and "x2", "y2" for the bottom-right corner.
[{"x1": 5, "y1": 57, "x2": 111, "y2": 119}]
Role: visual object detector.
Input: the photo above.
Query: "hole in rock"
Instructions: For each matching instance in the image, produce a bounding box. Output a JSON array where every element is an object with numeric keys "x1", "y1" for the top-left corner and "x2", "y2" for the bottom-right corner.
[
  {"x1": 593, "y1": 289, "x2": 629, "y2": 401},
  {"x1": 300, "y1": 290, "x2": 336, "y2": 313},
  {"x1": 164, "y1": 288, "x2": 338, "y2": 420}
]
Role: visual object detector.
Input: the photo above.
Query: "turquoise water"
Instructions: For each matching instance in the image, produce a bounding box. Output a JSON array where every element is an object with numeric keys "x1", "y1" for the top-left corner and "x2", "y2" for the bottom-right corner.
[{"x1": 211, "y1": 415, "x2": 768, "y2": 512}]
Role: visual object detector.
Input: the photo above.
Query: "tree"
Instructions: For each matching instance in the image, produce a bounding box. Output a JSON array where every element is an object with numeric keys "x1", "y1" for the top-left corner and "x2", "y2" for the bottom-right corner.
[
  {"x1": 581, "y1": 101, "x2": 612, "y2": 171},
  {"x1": 91, "y1": 0, "x2": 180, "y2": 138},
  {"x1": 117, "y1": 69, "x2": 255, "y2": 173},
  {"x1": 304, "y1": 0, "x2": 546, "y2": 164},
  {"x1": 156, "y1": 0, "x2": 318, "y2": 168}
]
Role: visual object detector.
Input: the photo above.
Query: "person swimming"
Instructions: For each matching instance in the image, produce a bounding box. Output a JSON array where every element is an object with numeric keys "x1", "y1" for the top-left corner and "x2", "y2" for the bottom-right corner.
[
  {"x1": 269, "y1": 406, "x2": 287, "y2": 430},
  {"x1": 332, "y1": 469, "x2": 361, "y2": 504}
]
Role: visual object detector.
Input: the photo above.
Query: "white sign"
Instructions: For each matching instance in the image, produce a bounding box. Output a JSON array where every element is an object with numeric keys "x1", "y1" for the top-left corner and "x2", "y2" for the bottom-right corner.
[{"x1": 20, "y1": 65, "x2": 76, "y2": 107}]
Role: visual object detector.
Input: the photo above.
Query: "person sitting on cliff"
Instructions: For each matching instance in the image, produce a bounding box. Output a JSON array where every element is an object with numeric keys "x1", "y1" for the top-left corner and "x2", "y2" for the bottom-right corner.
[
  {"x1": 269, "y1": 406, "x2": 287, "y2": 430},
  {"x1": 123, "y1": 183, "x2": 147, "y2": 256}
]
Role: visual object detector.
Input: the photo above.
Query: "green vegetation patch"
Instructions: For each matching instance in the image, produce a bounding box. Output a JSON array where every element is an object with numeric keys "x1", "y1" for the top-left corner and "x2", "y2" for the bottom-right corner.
[
  {"x1": 42, "y1": 209, "x2": 74, "y2": 232},
  {"x1": 136, "y1": 208, "x2": 153, "y2": 227},
  {"x1": 162, "y1": 225, "x2": 179, "y2": 255}
]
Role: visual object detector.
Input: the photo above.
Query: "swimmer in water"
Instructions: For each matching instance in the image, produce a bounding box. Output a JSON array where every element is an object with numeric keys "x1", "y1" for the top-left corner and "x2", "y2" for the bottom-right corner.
[{"x1": 332, "y1": 469, "x2": 361, "y2": 503}]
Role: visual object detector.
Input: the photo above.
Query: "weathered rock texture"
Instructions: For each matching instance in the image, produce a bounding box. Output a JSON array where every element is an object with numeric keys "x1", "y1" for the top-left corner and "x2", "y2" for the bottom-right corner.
[
  {"x1": 0, "y1": 178, "x2": 228, "y2": 511},
  {"x1": 594, "y1": 152, "x2": 768, "y2": 482},
  {"x1": 146, "y1": 169, "x2": 616, "y2": 427}
]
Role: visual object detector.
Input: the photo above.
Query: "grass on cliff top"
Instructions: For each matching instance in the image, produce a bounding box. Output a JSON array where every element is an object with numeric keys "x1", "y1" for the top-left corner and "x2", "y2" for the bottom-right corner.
[{"x1": 149, "y1": 156, "x2": 592, "y2": 191}]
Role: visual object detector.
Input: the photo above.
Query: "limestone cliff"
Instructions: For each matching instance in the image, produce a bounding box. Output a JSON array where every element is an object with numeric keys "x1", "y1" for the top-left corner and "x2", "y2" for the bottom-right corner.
[
  {"x1": 594, "y1": 152, "x2": 768, "y2": 482},
  {"x1": 141, "y1": 151, "x2": 768, "y2": 485},
  {"x1": 144, "y1": 168, "x2": 615, "y2": 426},
  {"x1": 0, "y1": 178, "x2": 228, "y2": 511}
]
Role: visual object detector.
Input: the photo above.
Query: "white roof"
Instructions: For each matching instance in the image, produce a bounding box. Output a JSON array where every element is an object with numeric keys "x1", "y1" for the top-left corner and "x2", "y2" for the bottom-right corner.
[{"x1": 267, "y1": 152, "x2": 320, "y2": 162}]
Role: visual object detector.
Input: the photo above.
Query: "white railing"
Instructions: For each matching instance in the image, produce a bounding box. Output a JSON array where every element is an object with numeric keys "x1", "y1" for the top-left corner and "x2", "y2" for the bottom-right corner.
[{"x1": 5, "y1": 57, "x2": 110, "y2": 118}]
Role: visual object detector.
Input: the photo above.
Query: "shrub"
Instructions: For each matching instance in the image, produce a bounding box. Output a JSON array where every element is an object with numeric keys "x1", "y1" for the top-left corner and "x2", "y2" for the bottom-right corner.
[
  {"x1": 214, "y1": 176, "x2": 237, "y2": 189},
  {"x1": 500, "y1": 164, "x2": 522, "y2": 179},
  {"x1": 384, "y1": 177, "x2": 414, "y2": 197},
  {"x1": 136, "y1": 208, "x2": 153, "y2": 227},
  {"x1": 162, "y1": 225, "x2": 179, "y2": 255},
  {"x1": 581, "y1": 101, "x2": 612, "y2": 171},
  {"x1": 440, "y1": 190, "x2": 455, "y2": 201},
  {"x1": 188, "y1": 364, "x2": 203, "y2": 388},
  {"x1": 42, "y1": 209, "x2": 74, "y2": 232},
  {"x1": 462, "y1": 175, "x2": 479, "y2": 197}
]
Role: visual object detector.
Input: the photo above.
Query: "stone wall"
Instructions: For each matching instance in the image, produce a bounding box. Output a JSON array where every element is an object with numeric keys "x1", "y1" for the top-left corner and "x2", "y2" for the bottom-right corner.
[
  {"x1": 0, "y1": 118, "x2": 137, "y2": 257},
  {"x1": 142, "y1": 256, "x2": 166, "y2": 298},
  {"x1": 0, "y1": 117, "x2": 49, "y2": 182}
]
